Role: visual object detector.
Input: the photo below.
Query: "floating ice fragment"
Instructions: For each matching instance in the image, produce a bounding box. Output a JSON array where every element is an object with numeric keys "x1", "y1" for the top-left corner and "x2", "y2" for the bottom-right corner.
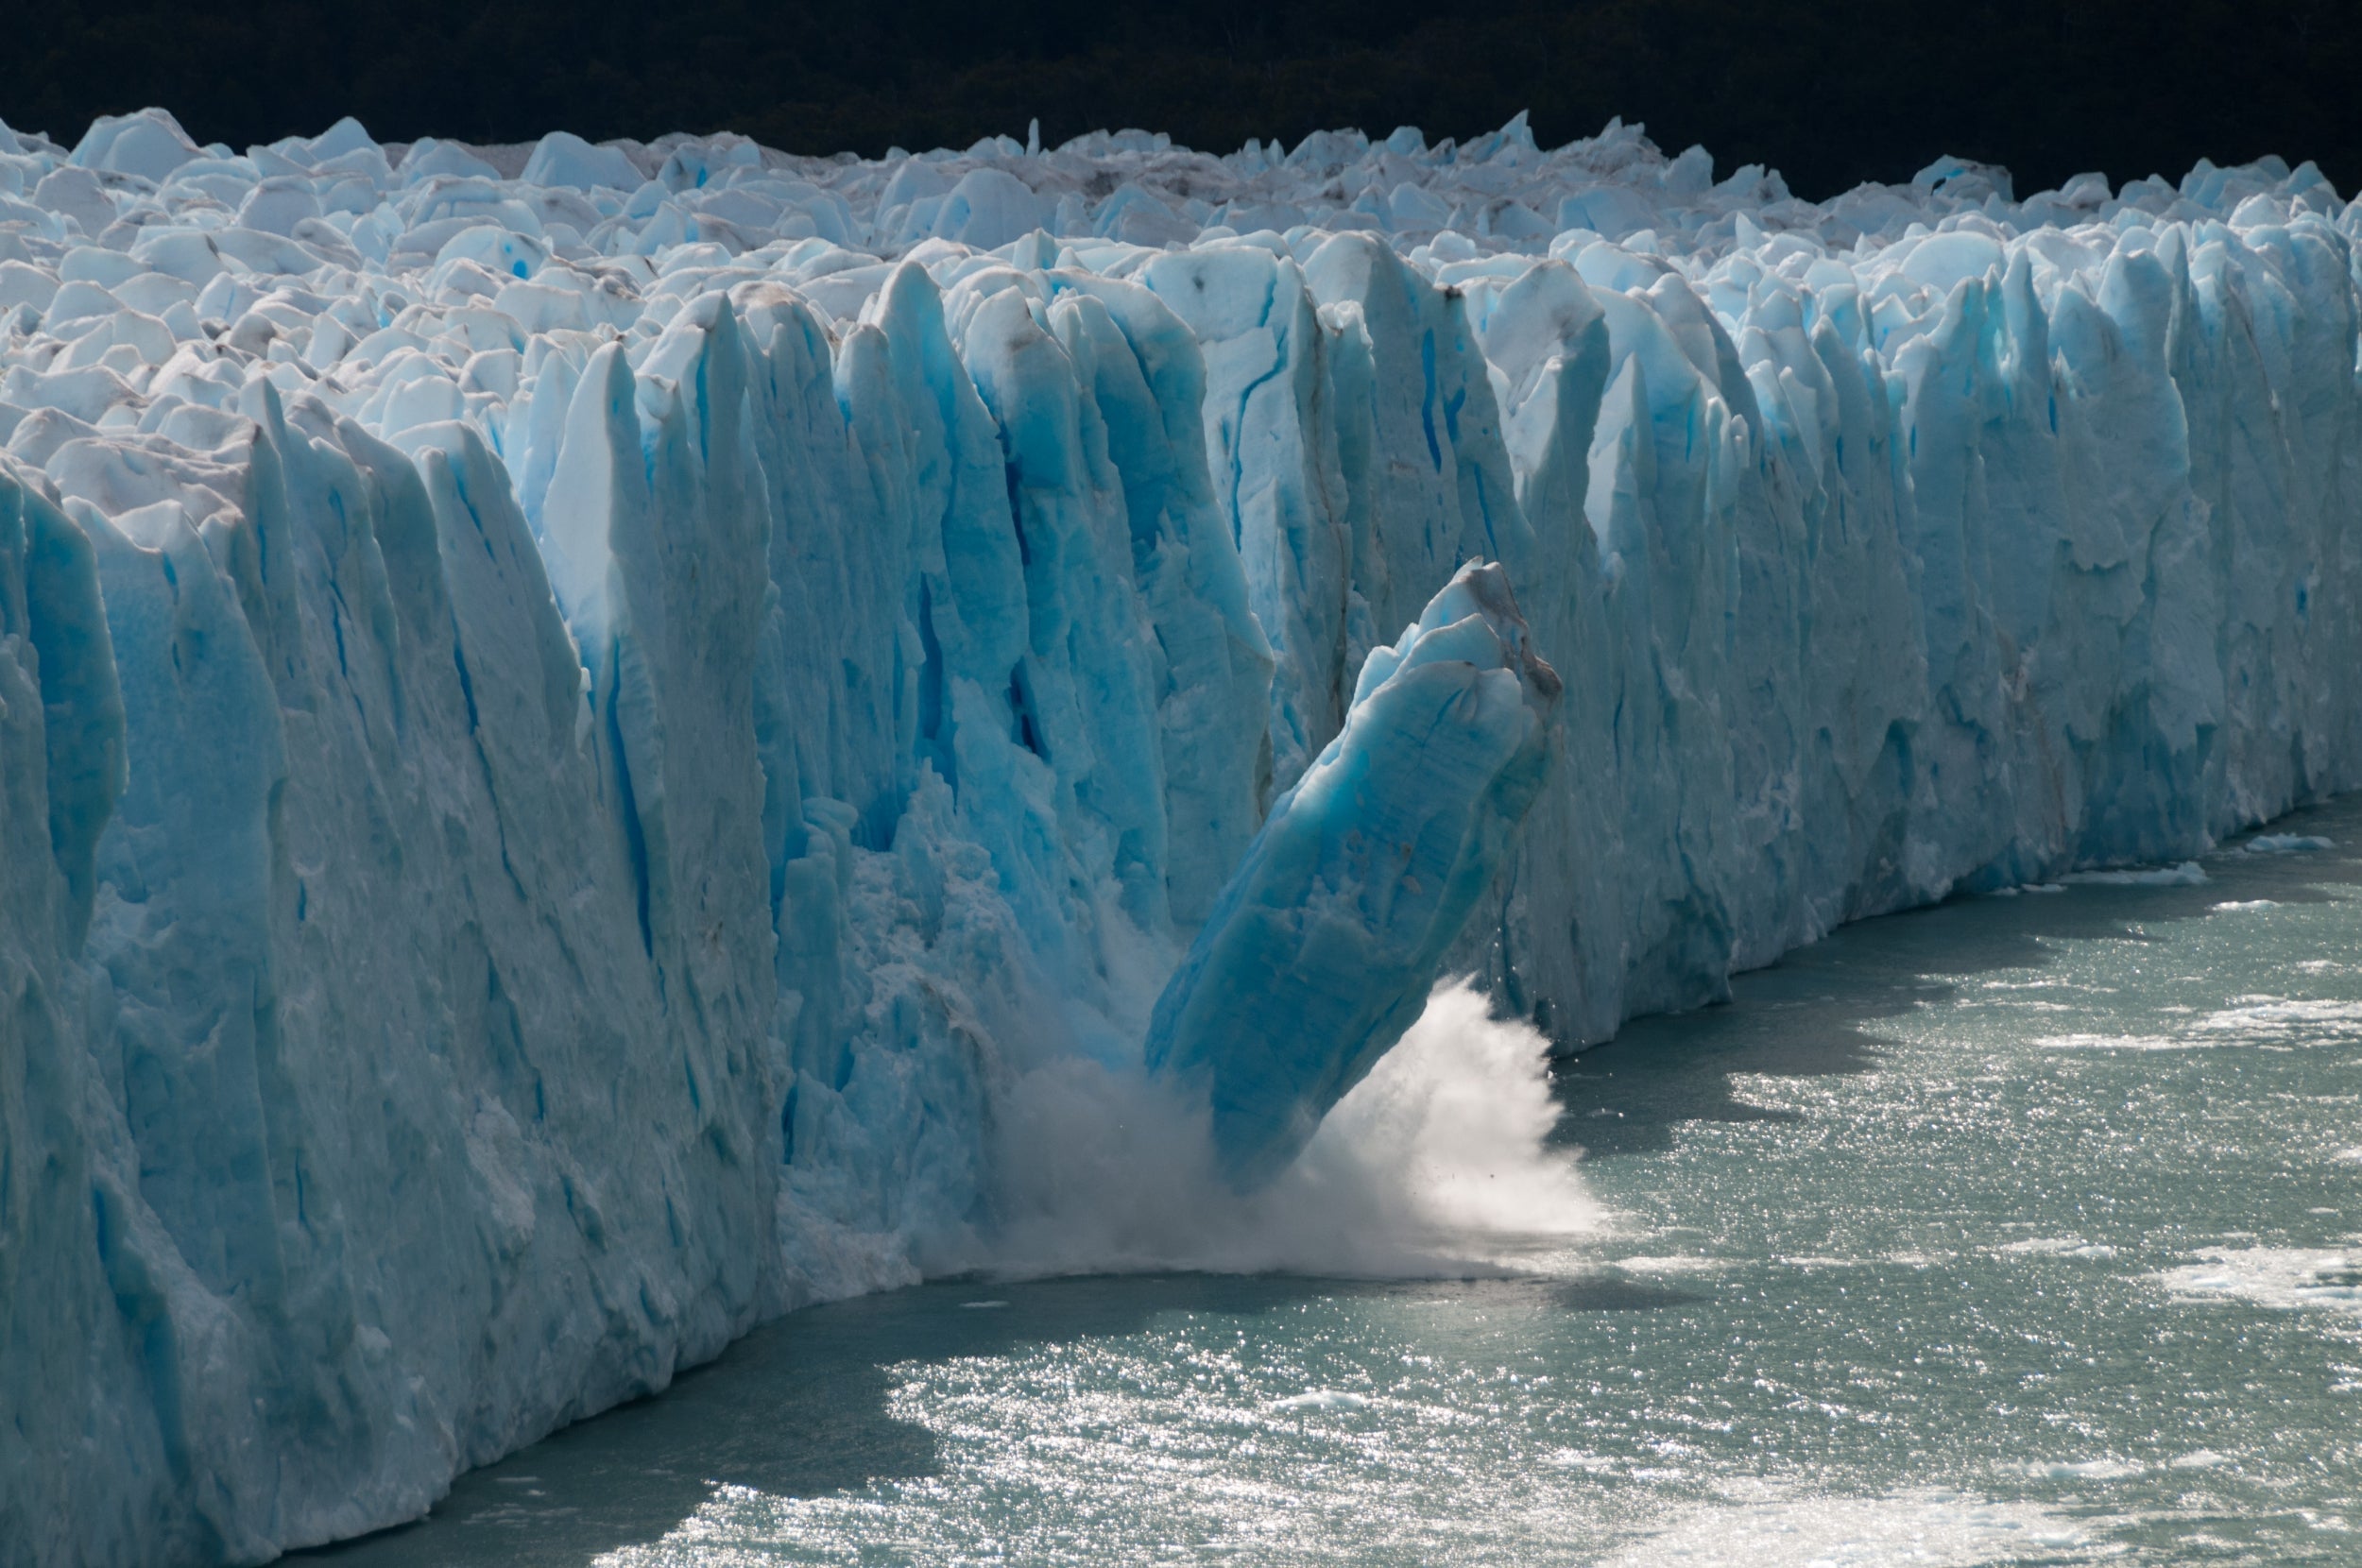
[
  {"x1": 2061, "y1": 861, "x2": 2209, "y2": 887},
  {"x1": 2244, "y1": 833, "x2": 2336, "y2": 853},
  {"x1": 2034, "y1": 1033, "x2": 2192, "y2": 1051},
  {"x1": 1268, "y1": 1389, "x2": 1371, "y2": 1413},
  {"x1": 2022, "y1": 1457, "x2": 2145, "y2": 1480}
]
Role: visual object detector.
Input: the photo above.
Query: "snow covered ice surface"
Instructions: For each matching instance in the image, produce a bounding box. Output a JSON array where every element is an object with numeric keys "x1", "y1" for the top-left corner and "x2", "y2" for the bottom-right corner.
[{"x1": 1, "y1": 102, "x2": 2359, "y2": 1563}]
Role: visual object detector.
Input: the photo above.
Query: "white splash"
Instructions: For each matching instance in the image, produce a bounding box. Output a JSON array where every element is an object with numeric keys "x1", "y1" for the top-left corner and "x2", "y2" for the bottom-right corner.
[{"x1": 955, "y1": 980, "x2": 1600, "y2": 1281}]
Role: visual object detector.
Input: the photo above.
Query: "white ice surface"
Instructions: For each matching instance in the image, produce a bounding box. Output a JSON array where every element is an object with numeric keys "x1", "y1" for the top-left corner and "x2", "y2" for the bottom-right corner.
[{"x1": 2, "y1": 104, "x2": 2360, "y2": 1562}]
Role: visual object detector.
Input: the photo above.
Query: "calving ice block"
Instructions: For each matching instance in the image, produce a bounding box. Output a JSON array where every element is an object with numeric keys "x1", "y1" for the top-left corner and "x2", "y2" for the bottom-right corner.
[
  {"x1": 1146, "y1": 561, "x2": 1561, "y2": 1189},
  {"x1": 0, "y1": 103, "x2": 2359, "y2": 1564}
]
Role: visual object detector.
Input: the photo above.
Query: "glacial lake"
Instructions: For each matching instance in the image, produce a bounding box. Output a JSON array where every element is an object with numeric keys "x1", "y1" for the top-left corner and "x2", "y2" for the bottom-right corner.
[{"x1": 313, "y1": 796, "x2": 2362, "y2": 1565}]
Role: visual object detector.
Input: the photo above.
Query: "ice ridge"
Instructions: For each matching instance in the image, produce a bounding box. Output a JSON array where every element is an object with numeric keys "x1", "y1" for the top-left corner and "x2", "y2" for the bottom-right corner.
[{"x1": 0, "y1": 105, "x2": 2358, "y2": 1562}]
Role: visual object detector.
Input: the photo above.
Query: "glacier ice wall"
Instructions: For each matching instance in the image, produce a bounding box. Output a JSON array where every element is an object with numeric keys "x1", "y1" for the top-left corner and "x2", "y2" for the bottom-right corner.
[{"x1": 0, "y1": 105, "x2": 2358, "y2": 1562}]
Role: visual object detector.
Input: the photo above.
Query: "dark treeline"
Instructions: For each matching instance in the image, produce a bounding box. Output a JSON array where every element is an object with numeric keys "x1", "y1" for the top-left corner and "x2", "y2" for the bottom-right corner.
[{"x1": 5, "y1": 0, "x2": 2356, "y2": 200}]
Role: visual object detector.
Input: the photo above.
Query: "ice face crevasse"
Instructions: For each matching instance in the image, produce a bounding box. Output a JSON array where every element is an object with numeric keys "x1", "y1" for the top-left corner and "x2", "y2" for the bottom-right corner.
[
  {"x1": 1144, "y1": 560, "x2": 1561, "y2": 1189},
  {"x1": 0, "y1": 104, "x2": 2360, "y2": 1565}
]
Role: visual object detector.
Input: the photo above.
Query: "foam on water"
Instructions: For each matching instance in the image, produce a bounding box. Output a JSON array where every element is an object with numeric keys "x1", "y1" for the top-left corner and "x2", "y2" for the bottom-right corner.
[
  {"x1": 2021, "y1": 1457, "x2": 2144, "y2": 1480},
  {"x1": 2193, "y1": 997, "x2": 2362, "y2": 1041},
  {"x1": 2033, "y1": 995, "x2": 2362, "y2": 1052}
]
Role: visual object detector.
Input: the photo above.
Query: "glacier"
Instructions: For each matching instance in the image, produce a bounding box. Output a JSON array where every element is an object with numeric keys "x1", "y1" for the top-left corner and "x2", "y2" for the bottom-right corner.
[{"x1": 0, "y1": 104, "x2": 2356, "y2": 1563}]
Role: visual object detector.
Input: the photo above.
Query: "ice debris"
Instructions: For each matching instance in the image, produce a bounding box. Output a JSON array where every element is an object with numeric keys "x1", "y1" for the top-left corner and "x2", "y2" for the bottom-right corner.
[
  {"x1": 2060, "y1": 861, "x2": 2210, "y2": 887},
  {"x1": 2242, "y1": 833, "x2": 2336, "y2": 853}
]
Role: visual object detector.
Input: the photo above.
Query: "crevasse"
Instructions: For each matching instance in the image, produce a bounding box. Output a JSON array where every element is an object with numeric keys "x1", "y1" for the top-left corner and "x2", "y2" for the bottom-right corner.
[{"x1": 0, "y1": 107, "x2": 2357, "y2": 1564}]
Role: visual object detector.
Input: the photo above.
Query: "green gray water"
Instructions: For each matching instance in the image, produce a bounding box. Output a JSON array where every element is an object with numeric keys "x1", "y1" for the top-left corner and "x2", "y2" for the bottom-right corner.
[{"x1": 314, "y1": 800, "x2": 2362, "y2": 1565}]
